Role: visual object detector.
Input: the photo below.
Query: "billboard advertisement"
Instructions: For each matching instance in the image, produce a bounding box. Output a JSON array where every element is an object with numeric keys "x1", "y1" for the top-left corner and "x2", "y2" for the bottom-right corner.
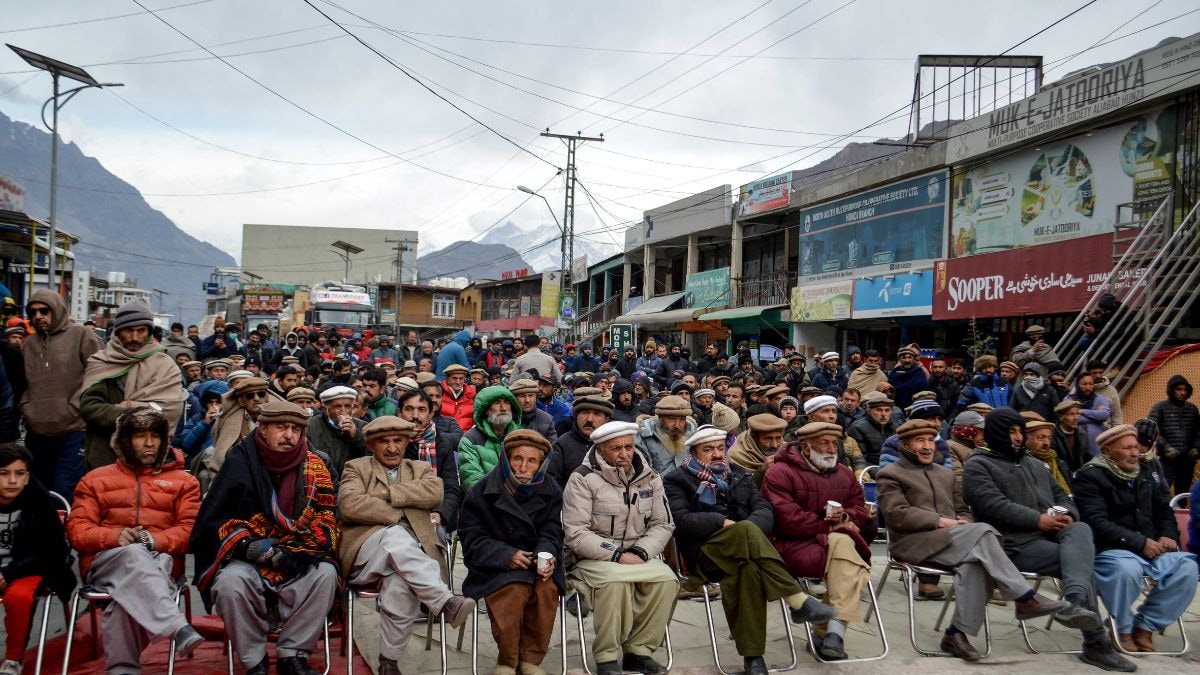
[
  {"x1": 683, "y1": 267, "x2": 730, "y2": 309},
  {"x1": 540, "y1": 271, "x2": 560, "y2": 320},
  {"x1": 242, "y1": 286, "x2": 286, "y2": 315},
  {"x1": 933, "y1": 234, "x2": 1120, "y2": 319},
  {"x1": 0, "y1": 173, "x2": 24, "y2": 212},
  {"x1": 790, "y1": 281, "x2": 853, "y2": 322},
  {"x1": 737, "y1": 173, "x2": 792, "y2": 217},
  {"x1": 947, "y1": 32, "x2": 1200, "y2": 162},
  {"x1": 797, "y1": 171, "x2": 947, "y2": 283},
  {"x1": 852, "y1": 271, "x2": 934, "y2": 319},
  {"x1": 950, "y1": 104, "x2": 1179, "y2": 256}
]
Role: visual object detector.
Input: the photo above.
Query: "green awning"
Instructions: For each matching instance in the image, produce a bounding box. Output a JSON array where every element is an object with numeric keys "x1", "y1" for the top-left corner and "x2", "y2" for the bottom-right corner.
[{"x1": 697, "y1": 304, "x2": 787, "y2": 321}]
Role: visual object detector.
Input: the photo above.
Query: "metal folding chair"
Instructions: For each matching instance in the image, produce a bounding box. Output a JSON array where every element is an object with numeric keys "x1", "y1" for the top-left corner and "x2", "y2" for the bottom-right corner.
[
  {"x1": 60, "y1": 582, "x2": 189, "y2": 675},
  {"x1": 795, "y1": 576, "x2": 889, "y2": 664},
  {"x1": 1104, "y1": 575, "x2": 1191, "y2": 657},
  {"x1": 1016, "y1": 572, "x2": 1082, "y2": 655},
  {"x1": 30, "y1": 491, "x2": 72, "y2": 675},
  {"x1": 893, "y1": 559, "x2": 992, "y2": 658},
  {"x1": 568, "y1": 589, "x2": 676, "y2": 675},
  {"x1": 666, "y1": 538, "x2": 797, "y2": 674},
  {"x1": 469, "y1": 593, "x2": 569, "y2": 675},
  {"x1": 344, "y1": 584, "x2": 446, "y2": 675}
]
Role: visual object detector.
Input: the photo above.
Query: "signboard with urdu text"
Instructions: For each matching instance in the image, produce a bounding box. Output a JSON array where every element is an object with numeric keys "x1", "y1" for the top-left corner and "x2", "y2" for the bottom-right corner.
[{"x1": 683, "y1": 267, "x2": 730, "y2": 309}]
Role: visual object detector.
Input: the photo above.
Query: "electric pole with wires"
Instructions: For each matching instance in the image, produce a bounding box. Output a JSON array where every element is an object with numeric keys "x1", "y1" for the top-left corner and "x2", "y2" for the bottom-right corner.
[
  {"x1": 385, "y1": 238, "x2": 412, "y2": 337},
  {"x1": 541, "y1": 130, "x2": 603, "y2": 341}
]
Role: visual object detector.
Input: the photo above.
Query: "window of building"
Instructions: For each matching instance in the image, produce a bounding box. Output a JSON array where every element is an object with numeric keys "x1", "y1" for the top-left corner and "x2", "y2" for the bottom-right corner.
[{"x1": 432, "y1": 294, "x2": 456, "y2": 318}]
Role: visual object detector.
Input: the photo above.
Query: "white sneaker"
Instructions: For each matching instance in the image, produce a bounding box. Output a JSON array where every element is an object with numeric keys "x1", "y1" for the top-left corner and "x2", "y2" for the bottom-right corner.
[{"x1": 0, "y1": 659, "x2": 23, "y2": 675}]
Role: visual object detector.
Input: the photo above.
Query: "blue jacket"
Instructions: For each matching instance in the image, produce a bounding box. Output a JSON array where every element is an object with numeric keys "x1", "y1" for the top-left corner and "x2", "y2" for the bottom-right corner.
[
  {"x1": 878, "y1": 434, "x2": 952, "y2": 471},
  {"x1": 537, "y1": 397, "x2": 572, "y2": 425},
  {"x1": 958, "y1": 373, "x2": 1012, "y2": 410},
  {"x1": 435, "y1": 330, "x2": 472, "y2": 380},
  {"x1": 573, "y1": 352, "x2": 602, "y2": 373},
  {"x1": 811, "y1": 367, "x2": 849, "y2": 395}
]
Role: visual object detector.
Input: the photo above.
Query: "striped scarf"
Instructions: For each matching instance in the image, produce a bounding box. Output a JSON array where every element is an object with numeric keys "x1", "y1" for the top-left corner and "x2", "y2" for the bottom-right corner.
[
  {"x1": 415, "y1": 421, "x2": 438, "y2": 465},
  {"x1": 683, "y1": 454, "x2": 729, "y2": 506}
]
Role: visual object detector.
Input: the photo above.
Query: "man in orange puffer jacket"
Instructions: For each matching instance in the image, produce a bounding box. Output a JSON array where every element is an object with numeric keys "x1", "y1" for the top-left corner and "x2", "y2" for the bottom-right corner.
[
  {"x1": 67, "y1": 407, "x2": 203, "y2": 672},
  {"x1": 440, "y1": 364, "x2": 477, "y2": 432}
]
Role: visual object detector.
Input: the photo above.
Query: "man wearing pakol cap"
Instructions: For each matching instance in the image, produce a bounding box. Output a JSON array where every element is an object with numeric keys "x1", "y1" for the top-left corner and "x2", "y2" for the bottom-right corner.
[
  {"x1": 887, "y1": 345, "x2": 928, "y2": 410},
  {"x1": 287, "y1": 387, "x2": 319, "y2": 414},
  {"x1": 692, "y1": 388, "x2": 717, "y2": 426},
  {"x1": 67, "y1": 407, "x2": 205, "y2": 672},
  {"x1": 1024, "y1": 415, "x2": 1073, "y2": 497},
  {"x1": 956, "y1": 355, "x2": 1011, "y2": 411},
  {"x1": 848, "y1": 391, "x2": 895, "y2": 466},
  {"x1": 440, "y1": 363, "x2": 476, "y2": 432},
  {"x1": 1011, "y1": 325, "x2": 1061, "y2": 370},
  {"x1": 562, "y1": 421, "x2": 675, "y2": 675},
  {"x1": 459, "y1": 385, "x2": 522, "y2": 492},
  {"x1": 635, "y1": 394, "x2": 698, "y2": 475},
  {"x1": 801, "y1": 395, "x2": 866, "y2": 473},
  {"x1": 460, "y1": 429, "x2": 563, "y2": 675},
  {"x1": 547, "y1": 394, "x2": 613, "y2": 488},
  {"x1": 727, "y1": 413, "x2": 788, "y2": 485},
  {"x1": 339, "y1": 415, "x2": 474, "y2": 675},
  {"x1": 877, "y1": 420, "x2": 1070, "y2": 662},
  {"x1": 761, "y1": 422, "x2": 874, "y2": 661},
  {"x1": 810, "y1": 352, "x2": 847, "y2": 396},
  {"x1": 193, "y1": 375, "x2": 277, "y2": 490},
  {"x1": 1011, "y1": 362, "x2": 1061, "y2": 422},
  {"x1": 394, "y1": 388, "x2": 462, "y2": 534},
  {"x1": 664, "y1": 425, "x2": 835, "y2": 675},
  {"x1": 78, "y1": 301, "x2": 188, "y2": 470},
  {"x1": 1053, "y1": 399, "x2": 1098, "y2": 474},
  {"x1": 879, "y1": 399, "x2": 951, "y2": 471},
  {"x1": 509, "y1": 378, "x2": 557, "y2": 443},
  {"x1": 192, "y1": 400, "x2": 340, "y2": 675},
  {"x1": 306, "y1": 384, "x2": 368, "y2": 477},
  {"x1": 962, "y1": 408, "x2": 1131, "y2": 672},
  {"x1": 1074, "y1": 424, "x2": 1198, "y2": 654}
]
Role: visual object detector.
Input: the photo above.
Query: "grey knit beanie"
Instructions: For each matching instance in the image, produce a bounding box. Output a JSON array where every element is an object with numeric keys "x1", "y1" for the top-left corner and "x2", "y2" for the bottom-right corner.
[{"x1": 112, "y1": 300, "x2": 155, "y2": 333}]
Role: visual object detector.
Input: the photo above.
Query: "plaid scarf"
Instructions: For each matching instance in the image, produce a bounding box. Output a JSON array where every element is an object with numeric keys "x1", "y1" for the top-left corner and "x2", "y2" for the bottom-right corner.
[
  {"x1": 415, "y1": 421, "x2": 438, "y2": 465},
  {"x1": 683, "y1": 454, "x2": 729, "y2": 506}
]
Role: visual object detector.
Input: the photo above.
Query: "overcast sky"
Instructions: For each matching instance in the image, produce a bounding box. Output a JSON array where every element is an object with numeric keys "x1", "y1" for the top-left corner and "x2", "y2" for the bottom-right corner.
[{"x1": 1, "y1": 0, "x2": 1196, "y2": 263}]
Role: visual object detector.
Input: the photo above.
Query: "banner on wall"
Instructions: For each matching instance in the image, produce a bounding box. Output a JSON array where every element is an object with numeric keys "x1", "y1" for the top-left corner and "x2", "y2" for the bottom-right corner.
[
  {"x1": 790, "y1": 281, "x2": 853, "y2": 322},
  {"x1": 737, "y1": 173, "x2": 792, "y2": 216},
  {"x1": 950, "y1": 104, "x2": 1178, "y2": 257},
  {"x1": 852, "y1": 272, "x2": 934, "y2": 319},
  {"x1": 933, "y1": 234, "x2": 1125, "y2": 319},
  {"x1": 797, "y1": 171, "x2": 947, "y2": 283},
  {"x1": 539, "y1": 271, "x2": 560, "y2": 320},
  {"x1": 683, "y1": 267, "x2": 730, "y2": 309}
]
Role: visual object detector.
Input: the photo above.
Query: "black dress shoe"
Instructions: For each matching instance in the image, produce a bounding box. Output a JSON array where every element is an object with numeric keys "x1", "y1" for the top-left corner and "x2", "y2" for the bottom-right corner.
[
  {"x1": 246, "y1": 656, "x2": 269, "y2": 675},
  {"x1": 622, "y1": 653, "x2": 667, "y2": 674},
  {"x1": 817, "y1": 633, "x2": 847, "y2": 660},
  {"x1": 939, "y1": 631, "x2": 981, "y2": 661},
  {"x1": 743, "y1": 656, "x2": 768, "y2": 675},
  {"x1": 1079, "y1": 642, "x2": 1137, "y2": 672},
  {"x1": 595, "y1": 660, "x2": 621, "y2": 675},
  {"x1": 277, "y1": 655, "x2": 320, "y2": 675}
]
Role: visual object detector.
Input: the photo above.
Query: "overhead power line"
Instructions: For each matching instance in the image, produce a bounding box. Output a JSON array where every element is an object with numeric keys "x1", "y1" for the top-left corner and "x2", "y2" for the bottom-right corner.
[{"x1": 0, "y1": 0, "x2": 217, "y2": 35}]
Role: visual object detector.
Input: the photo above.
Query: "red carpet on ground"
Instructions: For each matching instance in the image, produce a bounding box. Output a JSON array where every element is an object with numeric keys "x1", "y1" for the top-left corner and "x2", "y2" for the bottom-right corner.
[{"x1": 26, "y1": 613, "x2": 368, "y2": 674}]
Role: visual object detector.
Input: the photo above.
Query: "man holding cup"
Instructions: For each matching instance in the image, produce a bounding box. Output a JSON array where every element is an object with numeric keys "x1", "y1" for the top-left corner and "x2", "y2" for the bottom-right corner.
[
  {"x1": 306, "y1": 385, "x2": 368, "y2": 477},
  {"x1": 459, "y1": 429, "x2": 564, "y2": 675}
]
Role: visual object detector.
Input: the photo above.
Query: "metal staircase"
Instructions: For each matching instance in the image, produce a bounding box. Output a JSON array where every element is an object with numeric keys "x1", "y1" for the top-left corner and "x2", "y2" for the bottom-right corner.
[
  {"x1": 1054, "y1": 195, "x2": 1200, "y2": 396},
  {"x1": 548, "y1": 295, "x2": 623, "y2": 346}
]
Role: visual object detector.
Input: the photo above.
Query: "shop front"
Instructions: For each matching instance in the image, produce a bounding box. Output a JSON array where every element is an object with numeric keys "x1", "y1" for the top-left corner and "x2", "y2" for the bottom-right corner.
[{"x1": 696, "y1": 305, "x2": 790, "y2": 364}]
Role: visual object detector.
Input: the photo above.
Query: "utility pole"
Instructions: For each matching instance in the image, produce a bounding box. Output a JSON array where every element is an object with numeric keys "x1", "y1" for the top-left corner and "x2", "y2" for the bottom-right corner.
[
  {"x1": 540, "y1": 130, "x2": 603, "y2": 341},
  {"x1": 385, "y1": 238, "x2": 412, "y2": 337}
]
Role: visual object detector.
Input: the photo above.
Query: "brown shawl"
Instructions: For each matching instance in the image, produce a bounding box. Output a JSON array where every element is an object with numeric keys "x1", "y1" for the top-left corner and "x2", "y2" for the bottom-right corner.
[{"x1": 79, "y1": 340, "x2": 187, "y2": 434}]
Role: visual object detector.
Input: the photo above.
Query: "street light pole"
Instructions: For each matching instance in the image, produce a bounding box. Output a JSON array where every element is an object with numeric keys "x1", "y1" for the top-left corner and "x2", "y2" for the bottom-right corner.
[{"x1": 9, "y1": 45, "x2": 122, "y2": 292}]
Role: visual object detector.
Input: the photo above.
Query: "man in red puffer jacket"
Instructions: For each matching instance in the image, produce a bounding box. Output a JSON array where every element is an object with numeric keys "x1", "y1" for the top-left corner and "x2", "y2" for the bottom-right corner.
[
  {"x1": 441, "y1": 364, "x2": 476, "y2": 432},
  {"x1": 67, "y1": 407, "x2": 203, "y2": 672}
]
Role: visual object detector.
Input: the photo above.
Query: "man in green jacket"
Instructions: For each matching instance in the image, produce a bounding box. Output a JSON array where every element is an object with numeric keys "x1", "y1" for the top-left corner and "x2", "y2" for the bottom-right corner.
[
  {"x1": 361, "y1": 369, "x2": 397, "y2": 420},
  {"x1": 457, "y1": 385, "x2": 521, "y2": 491}
]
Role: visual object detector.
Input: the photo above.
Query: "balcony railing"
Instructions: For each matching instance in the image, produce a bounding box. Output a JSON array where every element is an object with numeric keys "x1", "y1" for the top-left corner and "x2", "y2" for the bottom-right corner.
[{"x1": 737, "y1": 271, "x2": 790, "y2": 307}]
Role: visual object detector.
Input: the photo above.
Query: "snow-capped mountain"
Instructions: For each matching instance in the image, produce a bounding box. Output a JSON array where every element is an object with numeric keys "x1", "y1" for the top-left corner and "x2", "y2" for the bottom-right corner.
[{"x1": 478, "y1": 220, "x2": 622, "y2": 272}]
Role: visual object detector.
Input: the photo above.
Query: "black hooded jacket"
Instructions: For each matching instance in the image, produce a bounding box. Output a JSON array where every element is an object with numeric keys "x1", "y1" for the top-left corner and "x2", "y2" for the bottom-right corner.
[{"x1": 1148, "y1": 375, "x2": 1200, "y2": 456}]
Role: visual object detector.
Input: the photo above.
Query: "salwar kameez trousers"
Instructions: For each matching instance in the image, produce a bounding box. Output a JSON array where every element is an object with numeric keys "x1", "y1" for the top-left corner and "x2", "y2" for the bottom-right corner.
[
  {"x1": 694, "y1": 521, "x2": 804, "y2": 657},
  {"x1": 349, "y1": 526, "x2": 453, "y2": 661},
  {"x1": 485, "y1": 578, "x2": 560, "y2": 668},
  {"x1": 212, "y1": 559, "x2": 338, "y2": 669},
  {"x1": 1093, "y1": 549, "x2": 1198, "y2": 634},
  {"x1": 569, "y1": 559, "x2": 676, "y2": 663},
  {"x1": 823, "y1": 532, "x2": 870, "y2": 624},
  {"x1": 923, "y1": 523, "x2": 1034, "y2": 636},
  {"x1": 87, "y1": 545, "x2": 188, "y2": 674}
]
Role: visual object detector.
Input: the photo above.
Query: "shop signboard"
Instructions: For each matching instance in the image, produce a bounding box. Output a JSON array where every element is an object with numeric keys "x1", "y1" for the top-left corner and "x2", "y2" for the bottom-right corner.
[
  {"x1": 852, "y1": 271, "x2": 934, "y2": 319},
  {"x1": 558, "y1": 290, "x2": 576, "y2": 328},
  {"x1": 933, "y1": 233, "x2": 1123, "y2": 319},
  {"x1": 610, "y1": 323, "x2": 634, "y2": 354},
  {"x1": 797, "y1": 171, "x2": 947, "y2": 283},
  {"x1": 571, "y1": 255, "x2": 588, "y2": 284},
  {"x1": 683, "y1": 267, "x2": 730, "y2": 309},
  {"x1": 790, "y1": 281, "x2": 853, "y2": 322},
  {"x1": 950, "y1": 104, "x2": 1179, "y2": 256},
  {"x1": 540, "y1": 271, "x2": 560, "y2": 320},
  {"x1": 947, "y1": 32, "x2": 1200, "y2": 162},
  {"x1": 241, "y1": 286, "x2": 286, "y2": 315},
  {"x1": 737, "y1": 173, "x2": 792, "y2": 216}
]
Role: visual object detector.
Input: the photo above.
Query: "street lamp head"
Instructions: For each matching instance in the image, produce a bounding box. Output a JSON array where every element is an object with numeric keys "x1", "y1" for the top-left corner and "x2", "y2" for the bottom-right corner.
[{"x1": 516, "y1": 185, "x2": 537, "y2": 195}]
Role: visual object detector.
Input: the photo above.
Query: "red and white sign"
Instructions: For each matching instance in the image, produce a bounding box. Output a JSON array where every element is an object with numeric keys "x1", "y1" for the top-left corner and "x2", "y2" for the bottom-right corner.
[
  {"x1": 933, "y1": 234, "x2": 1115, "y2": 319},
  {"x1": 312, "y1": 289, "x2": 371, "y2": 306},
  {"x1": 501, "y1": 267, "x2": 530, "y2": 280},
  {"x1": 0, "y1": 173, "x2": 24, "y2": 212}
]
